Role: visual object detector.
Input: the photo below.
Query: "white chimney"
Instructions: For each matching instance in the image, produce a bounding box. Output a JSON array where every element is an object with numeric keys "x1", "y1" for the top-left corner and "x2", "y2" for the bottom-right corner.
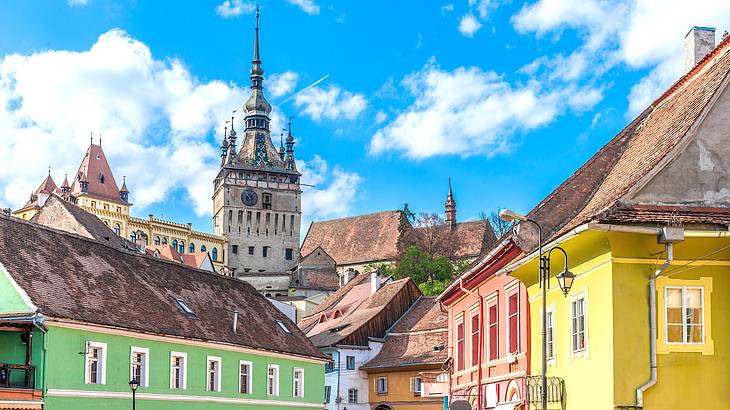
[
  {"x1": 370, "y1": 271, "x2": 381, "y2": 295},
  {"x1": 685, "y1": 26, "x2": 716, "y2": 73}
]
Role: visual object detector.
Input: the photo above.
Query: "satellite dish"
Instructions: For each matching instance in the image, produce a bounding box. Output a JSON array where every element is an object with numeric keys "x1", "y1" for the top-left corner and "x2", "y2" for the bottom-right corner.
[{"x1": 450, "y1": 400, "x2": 472, "y2": 410}]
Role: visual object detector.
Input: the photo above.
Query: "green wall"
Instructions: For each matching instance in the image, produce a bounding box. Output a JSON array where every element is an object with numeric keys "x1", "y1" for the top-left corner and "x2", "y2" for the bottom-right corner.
[
  {"x1": 40, "y1": 325, "x2": 324, "y2": 409},
  {"x1": 0, "y1": 264, "x2": 34, "y2": 314}
]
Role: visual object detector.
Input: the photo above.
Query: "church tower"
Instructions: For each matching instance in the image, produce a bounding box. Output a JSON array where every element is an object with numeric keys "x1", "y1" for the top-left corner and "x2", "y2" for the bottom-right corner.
[
  {"x1": 445, "y1": 177, "x2": 457, "y2": 229},
  {"x1": 212, "y1": 10, "x2": 302, "y2": 275}
]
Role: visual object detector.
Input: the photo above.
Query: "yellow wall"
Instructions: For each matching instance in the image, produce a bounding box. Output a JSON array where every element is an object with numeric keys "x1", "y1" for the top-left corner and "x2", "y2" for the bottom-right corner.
[
  {"x1": 510, "y1": 230, "x2": 730, "y2": 410},
  {"x1": 367, "y1": 370, "x2": 443, "y2": 410}
]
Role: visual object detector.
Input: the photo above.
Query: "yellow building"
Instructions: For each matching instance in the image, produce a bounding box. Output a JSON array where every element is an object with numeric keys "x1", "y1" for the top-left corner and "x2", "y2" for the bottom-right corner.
[
  {"x1": 478, "y1": 27, "x2": 730, "y2": 410},
  {"x1": 13, "y1": 141, "x2": 227, "y2": 271},
  {"x1": 362, "y1": 297, "x2": 449, "y2": 410}
]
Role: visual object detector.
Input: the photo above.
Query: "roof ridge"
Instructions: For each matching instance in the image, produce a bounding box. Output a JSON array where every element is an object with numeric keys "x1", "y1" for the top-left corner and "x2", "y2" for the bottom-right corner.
[{"x1": 309, "y1": 210, "x2": 400, "y2": 225}]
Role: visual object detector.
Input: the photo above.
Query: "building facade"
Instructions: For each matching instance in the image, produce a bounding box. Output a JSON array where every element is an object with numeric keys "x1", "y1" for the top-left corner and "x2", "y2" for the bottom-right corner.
[
  {"x1": 0, "y1": 213, "x2": 326, "y2": 410},
  {"x1": 212, "y1": 12, "x2": 301, "y2": 276},
  {"x1": 12, "y1": 142, "x2": 228, "y2": 271}
]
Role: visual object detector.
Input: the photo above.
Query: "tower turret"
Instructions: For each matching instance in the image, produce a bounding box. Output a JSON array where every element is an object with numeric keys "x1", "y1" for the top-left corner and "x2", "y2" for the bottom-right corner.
[{"x1": 445, "y1": 177, "x2": 456, "y2": 229}]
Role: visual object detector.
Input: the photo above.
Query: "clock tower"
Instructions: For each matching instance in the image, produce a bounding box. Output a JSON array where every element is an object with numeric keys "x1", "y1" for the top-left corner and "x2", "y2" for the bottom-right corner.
[{"x1": 212, "y1": 10, "x2": 301, "y2": 275}]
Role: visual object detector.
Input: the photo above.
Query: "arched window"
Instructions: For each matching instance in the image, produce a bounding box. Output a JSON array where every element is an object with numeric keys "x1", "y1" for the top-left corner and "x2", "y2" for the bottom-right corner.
[
  {"x1": 179, "y1": 242, "x2": 184, "y2": 254},
  {"x1": 201, "y1": 245, "x2": 206, "y2": 252},
  {"x1": 212, "y1": 247, "x2": 218, "y2": 261},
  {"x1": 189, "y1": 243, "x2": 195, "y2": 253},
  {"x1": 154, "y1": 236, "x2": 161, "y2": 245},
  {"x1": 172, "y1": 239, "x2": 178, "y2": 250},
  {"x1": 162, "y1": 237, "x2": 168, "y2": 245},
  {"x1": 113, "y1": 223, "x2": 120, "y2": 236},
  {"x1": 130, "y1": 232, "x2": 137, "y2": 243}
]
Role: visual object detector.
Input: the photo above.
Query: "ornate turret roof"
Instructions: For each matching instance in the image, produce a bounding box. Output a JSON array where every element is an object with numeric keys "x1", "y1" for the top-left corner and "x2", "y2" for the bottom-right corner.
[
  {"x1": 69, "y1": 143, "x2": 126, "y2": 203},
  {"x1": 243, "y1": 8, "x2": 272, "y2": 117}
]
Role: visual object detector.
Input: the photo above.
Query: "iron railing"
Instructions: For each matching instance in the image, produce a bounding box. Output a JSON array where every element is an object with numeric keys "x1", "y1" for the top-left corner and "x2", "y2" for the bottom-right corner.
[
  {"x1": 0, "y1": 363, "x2": 36, "y2": 389},
  {"x1": 525, "y1": 376, "x2": 563, "y2": 404}
]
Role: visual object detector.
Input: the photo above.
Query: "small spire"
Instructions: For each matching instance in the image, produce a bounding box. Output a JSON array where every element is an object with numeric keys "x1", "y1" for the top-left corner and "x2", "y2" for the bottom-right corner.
[
  {"x1": 48, "y1": 166, "x2": 51, "y2": 176},
  {"x1": 99, "y1": 132, "x2": 102, "y2": 147},
  {"x1": 251, "y1": 6, "x2": 263, "y2": 80},
  {"x1": 445, "y1": 177, "x2": 456, "y2": 228},
  {"x1": 90, "y1": 131, "x2": 93, "y2": 145}
]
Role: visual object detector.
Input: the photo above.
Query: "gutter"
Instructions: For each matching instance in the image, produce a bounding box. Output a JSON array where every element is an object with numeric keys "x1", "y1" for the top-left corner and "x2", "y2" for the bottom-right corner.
[{"x1": 636, "y1": 242, "x2": 673, "y2": 408}]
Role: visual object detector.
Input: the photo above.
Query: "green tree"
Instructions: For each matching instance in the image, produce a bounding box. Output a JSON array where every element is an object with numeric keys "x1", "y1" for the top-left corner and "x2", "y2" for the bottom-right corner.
[{"x1": 392, "y1": 245, "x2": 455, "y2": 296}]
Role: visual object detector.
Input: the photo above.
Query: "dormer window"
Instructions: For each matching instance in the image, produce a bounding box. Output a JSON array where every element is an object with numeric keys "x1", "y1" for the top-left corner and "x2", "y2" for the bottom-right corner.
[
  {"x1": 276, "y1": 320, "x2": 291, "y2": 334},
  {"x1": 176, "y1": 298, "x2": 196, "y2": 317},
  {"x1": 99, "y1": 174, "x2": 105, "y2": 184}
]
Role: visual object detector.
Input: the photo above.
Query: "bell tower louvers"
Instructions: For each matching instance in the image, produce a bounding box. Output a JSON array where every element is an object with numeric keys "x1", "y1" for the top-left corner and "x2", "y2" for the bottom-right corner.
[{"x1": 212, "y1": 10, "x2": 301, "y2": 276}]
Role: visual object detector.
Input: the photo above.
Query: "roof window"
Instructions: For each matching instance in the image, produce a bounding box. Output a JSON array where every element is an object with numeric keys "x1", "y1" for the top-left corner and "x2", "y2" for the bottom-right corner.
[
  {"x1": 276, "y1": 320, "x2": 291, "y2": 334},
  {"x1": 175, "y1": 298, "x2": 196, "y2": 317}
]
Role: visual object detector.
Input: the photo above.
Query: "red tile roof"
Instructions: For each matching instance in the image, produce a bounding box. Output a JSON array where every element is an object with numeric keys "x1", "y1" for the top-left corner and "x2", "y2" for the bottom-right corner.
[{"x1": 70, "y1": 143, "x2": 124, "y2": 203}]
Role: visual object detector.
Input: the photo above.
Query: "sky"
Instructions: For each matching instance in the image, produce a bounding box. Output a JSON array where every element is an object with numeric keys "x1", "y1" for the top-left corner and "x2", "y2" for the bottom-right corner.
[{"x1": 1, "y1": 0, "x2": 730, "y2": 236}]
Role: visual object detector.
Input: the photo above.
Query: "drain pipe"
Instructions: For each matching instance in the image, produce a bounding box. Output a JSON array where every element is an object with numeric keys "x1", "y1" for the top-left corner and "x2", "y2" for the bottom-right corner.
[{"x1": 636, "y1": 242, "x2": 673, "y2": 408}]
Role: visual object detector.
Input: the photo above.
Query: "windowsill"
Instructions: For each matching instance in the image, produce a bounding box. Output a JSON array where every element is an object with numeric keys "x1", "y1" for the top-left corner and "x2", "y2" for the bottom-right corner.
[
  {"x1": 570, "y1": 348, "x2": 589, "y2": 360},
  {"x1": 657, "y1": 340, "x2": 714, "y2": 355}
]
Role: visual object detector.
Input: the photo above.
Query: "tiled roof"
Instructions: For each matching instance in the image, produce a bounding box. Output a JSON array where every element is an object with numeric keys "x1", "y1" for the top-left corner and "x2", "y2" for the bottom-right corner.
[
  {"x1": 0, "y1": 214, "x2": 325, "y2": 360},
  {"x1": 301, "y1": 211, "x2": 401, "y2": 265},
  {"x1": 299, "y1": 275, "x2": 421, "y2": 347},
  {"x1": 599, "y1": 204, "x2": 730, "y2": 226},
  {"x1": 18, "y1": 175, "x2": 58, "y2": 211},
  {"x1": 523, "y1": 35, "x2": 730, "y2": 247},
  {"x1": 290, "y1": 267, "x2": 339, "y2": 291},
  {"x1": 362, "y1": 297, "x2": 448, "y2": 369},
  {"x1": 69, "y1": 143, "x2": 124, "y2": 203},
  {"x1": 450, "y1": 220, "x2": 496, "y2": 258},
  {"x1": 146, "y1": 244, "x2": 212, "y2": 270}
]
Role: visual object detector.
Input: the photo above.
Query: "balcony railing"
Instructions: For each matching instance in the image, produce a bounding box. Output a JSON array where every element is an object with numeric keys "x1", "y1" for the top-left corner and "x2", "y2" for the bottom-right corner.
[
  {"x1": 524, "y1": 376, "x2": 563, "y2": 404},
  {"x1": 0, "y1": 363, "x2": 36, "y2": 389}
]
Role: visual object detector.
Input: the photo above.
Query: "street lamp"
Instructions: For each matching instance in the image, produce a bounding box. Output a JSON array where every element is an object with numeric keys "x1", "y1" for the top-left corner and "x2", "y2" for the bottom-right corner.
[
  {"x1": 500, "y1": 209, "x2": 574, "y2": 410},
  {"x1": 129, "y1": 378, "x2": 139, "y2": 410}
]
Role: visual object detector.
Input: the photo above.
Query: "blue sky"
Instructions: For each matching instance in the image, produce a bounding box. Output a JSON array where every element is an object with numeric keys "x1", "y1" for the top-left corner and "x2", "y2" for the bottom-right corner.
[{"x1": 1, "y1": 0, "x2": 729, "y2": 235}]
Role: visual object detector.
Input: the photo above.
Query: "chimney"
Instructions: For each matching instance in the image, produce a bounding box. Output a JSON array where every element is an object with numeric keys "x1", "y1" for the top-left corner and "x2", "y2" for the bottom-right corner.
[
  {"x1": 685, "y1": 26, "x2": 716, "y2": 73},
  {"x1": 370, "y1": 270, "x2": 381, "y2": 295}
]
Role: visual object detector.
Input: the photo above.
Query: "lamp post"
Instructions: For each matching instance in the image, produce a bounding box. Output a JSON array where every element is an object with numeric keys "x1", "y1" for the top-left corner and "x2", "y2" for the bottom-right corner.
[
  {"x1": 499, "y1": 210, "x2": 574, "y2": 410},
  {"x1": 129, "y1": 378, "x2": 139, "y2": 410}
]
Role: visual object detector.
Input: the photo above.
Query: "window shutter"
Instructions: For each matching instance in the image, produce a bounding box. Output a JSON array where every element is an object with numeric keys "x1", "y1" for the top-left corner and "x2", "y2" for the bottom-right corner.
[
  {"x1": 373, "y1": 378, "x2": 377, "y2": 392},
  {"x1": 384, "y1": 377, "x2": 388, "y2": 393},
  {"x1": 410, "y1": 377, "x2": 415, "y2": 392}
]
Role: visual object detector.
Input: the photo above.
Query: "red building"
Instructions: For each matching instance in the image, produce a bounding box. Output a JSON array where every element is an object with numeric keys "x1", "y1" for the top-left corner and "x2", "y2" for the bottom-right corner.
[{"x1": 439, "y1": 241, "x2": 529, "y2": 409}]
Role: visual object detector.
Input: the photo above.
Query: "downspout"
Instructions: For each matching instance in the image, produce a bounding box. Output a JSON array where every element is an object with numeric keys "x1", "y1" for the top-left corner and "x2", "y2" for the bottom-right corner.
[
  {"x1": 636, "y1": 242, "x2": 673, "y2": 408},
  {"x1": 459, "y1": 279, "x2": 483, "y2": 410}
]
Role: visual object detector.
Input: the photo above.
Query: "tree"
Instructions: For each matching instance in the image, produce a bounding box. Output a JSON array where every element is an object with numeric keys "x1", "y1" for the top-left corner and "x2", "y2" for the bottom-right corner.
[
  {"x1": 398, "y1": 203, "x2": 415, "y2": 234},
  {"x1": 391, "y1": 245, "x2": 455, "y2": 296},
  {"x1": 399, "y1": 212, "x2": 457, "y2": 259},
  {"x1": 481, "y1": 209, "x2": 513, "y2": 239}
]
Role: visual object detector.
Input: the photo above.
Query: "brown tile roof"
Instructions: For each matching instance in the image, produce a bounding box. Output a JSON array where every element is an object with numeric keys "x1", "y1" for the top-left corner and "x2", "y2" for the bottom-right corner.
[
  {"x1": 301, "y1": 211, "x2": 401, "y2": 265},
  {"x1": 522, "y1": 35, "x2": 730, "y2": 247},
  {"x1": 146, "y1": 244, "x2": 212, "y2": 270},
  {"x1": 300, "y1": 272, "x2": 370, "y2": 322},
  {"x1": 451, "y1": 220, "x2": 496, "y2": 258},
  {"x1": 362, "y1": 297, "x2": 448, "y2": 370},
  {"x1": 290, "y1": 267, "x2": 339, "y2": 291},
  {"x1": 31, "y1": 195, "x2": 137, "y2": 252},
  {"x1": 0, "y1": 214, "x2": 325, "y2": 360},
  {"x1": 70, "y1": 143, "x2": 124, "y2": 203},
  {"x1": 299, "y1": 275, "x2": 421, "y2": 347},
  {"x1": 599, "y1": 204, "x2": 730, "y2": 226},
  {"x1": 17, "y1": 175, "x2": 58, "y2": 211}
]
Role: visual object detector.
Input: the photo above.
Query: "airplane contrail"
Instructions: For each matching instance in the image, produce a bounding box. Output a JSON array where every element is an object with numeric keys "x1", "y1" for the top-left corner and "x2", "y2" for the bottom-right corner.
[{"x1": 279, "y1": 74, "x2": 330, "y2": 104}]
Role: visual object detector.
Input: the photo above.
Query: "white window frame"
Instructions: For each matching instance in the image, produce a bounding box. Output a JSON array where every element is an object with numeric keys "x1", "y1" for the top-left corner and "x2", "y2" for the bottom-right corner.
[
  {"x1": 410, "y1": 376, "x2": 422, "y2": 395},
  {"x1": 293, "y1": 367, "x2": 305, "y2": 398},
  {"x1": 206, "y1": 356, "x2": 222, "y2": 392},
  {"x1": 570, "y1": 290, "x2": 589, "y2": 359},
  {"x1": 239, "y1": 360, "x2": 253, "y2": 394},
  {"x1": 664, "y1": 286, "x2": 705, "y2": 345},
  {"x1": 375, "y1": 376, "x2": 388, "y2": 394},
  {"x1": 506, "y1": 286, "x2": 520, "y2": 355},
  {"x1": 348, "y1": 388, "x2": 358, "y2": 403},
  {"x1": 546, "y1": 304, "x2": 556, "y2": 364},
  {"x1": 324, "y1": 385, "x2": 331, "y2": 403},
  {"x1": 130, "y1": 346, "x2": 149, "y2": 387},
  {"x1": 346, "y1": 355, "x2": 355, "y2": 370},
  {"x1": 84, "y1": 341, "x2": 107, "y2": 385},
  {"x1": 267, "y1": 364, "x2": 280, "y2": 396},
  {"x1": 170, "y1": 351, "x2": 188, "y2": 389}
]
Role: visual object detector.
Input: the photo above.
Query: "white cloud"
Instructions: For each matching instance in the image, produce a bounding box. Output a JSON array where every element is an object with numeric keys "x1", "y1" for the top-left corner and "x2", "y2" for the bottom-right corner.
[
  {"x1": 374, "y1": 111, "x2": 388, "y2": 124},
  {"x1": 285, "y1": 0, "x2": 320, "y2": 15},
  {"x1": 68, "y1": 0, "x2": 89, "y2": 6},
  {"x1": 215, "y1": 0, "x2": 255, "y2": 18},
  {"x1": 458, "y1": 14, "x2": 482, "y2": 38},
  {"x1": 297, "y1": 155, "x2": 362, "y2": 228},
  {"x1": 294, "y1": 85, "x2": 367, "y2": 121},
  {"x1": 370, "y1": 62, "x2": 601, "y2": 159},
  {"x1": 267, "y1": 71, "x2": 299, "y2": 98},
  {"x1": 0, "y1": 29, "x2": 244, "y2": 216},
  {"x1": 441, "y1": 3, "x2": 455, "y2": 16},
  {"x1": 468, "y1": 0, "x2": 492, "y2": 19},
  {"x1": 512, "y1": 0, "x2": 730, "y2": 115}
]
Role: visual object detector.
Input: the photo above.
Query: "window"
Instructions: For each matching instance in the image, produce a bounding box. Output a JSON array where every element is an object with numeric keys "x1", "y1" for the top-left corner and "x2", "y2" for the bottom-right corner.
[
  {"x1": 85, "y1": 341, "x2": 107, "y2": 384},
  {"x1": 546, "y1": 307, "x2": 555, "y2": 361},
  {"x1": 470, "y1": 309, "x2": 480, "y2": 367},
  {"x1": 508, "y1": 291, "x2": 519, "y2": 354},
  {"x1": 348, "y1": 388, "x2": 358, "y2": 403},
  {"x1": 130, "y1": 231, "x2": 137, "y2": 243},
  {"x1": 262, "y1": 193, "x2": 272, "y2": 210},
  {"x1": 571, "y1": 294, "x2": 587, "y2": 353},
  {"x1": 200, "y1": 245, "x2": 206, "y2": 252},
  {"x1": 488, "y1": 301, "x2": 498, "y2": 361},
  {"x1": 376, "y1": 376, "x2": 388, "y2": 394},
  {"x1": 248, "y1": 246, "x2": 255, "y2": 255},
  {"x1": 232, "y1": 245, "x2": 238, "y2": 254},
  {"x1": 91, "y1": 201, "x2": 96, "y2": 207},
  {"x1": 324, "y1": 385, "x2": 331, "y2": 403},
  {"x1": 665, "y1": 286, "x2": 704, "y2": 344},
  {"x1": 325, "y1": 354, "x2": 334, "y2": 372},
  {"x1": 239, "y1": 361, "x2": 252, "y2": 394},
  {"x1": 285, "y1": 248, "x2": 293, "y2": 260},
  {"x1": 207, "y1": 356, "x2": 221, "y2": 392},
  {"x1": 267, "y1": 364, "x2": 279, "y2": 396},
  {"x1": 263, "y1": 246, "x2": 269, "y2": 257},
  {"x1": 293, "y1": 368, "x2": 304, "y2": 398},
  {"x1": 212, "y1": 247, "x2": 218, "y2": 261},
  {"x1": 103, "y1": 204, "x2": 109, "y2": 210},
  {"x1": 276, "y1": 320, "x2": 291, "y2": 334},
  {"x1": 456, "y1": 317, "x2": 465, "y2": 371},
  {"x1": 130, "y1": 347, "x2": 149, "y2": 387},
  {"x1": 189, "y1": 243, "x2": 195, "y2": 253},
  {"x1": 175, "y1": 298, "x2": 195, "y2": 317},
  {"x1": 162, "y1": 237, "x2": 168, "y2": 245},
  {"x1": 114, "y1": 223, "x2": 121, "y2": 236},
  {"x1": 410, "y1": 376, "x2": 422, "y2": 395},
  {"x1": 172, "y1": 239, "x2": 178, "y2": 251},
  {"x1": 154, "y1": 236, "x2": 161, "y2": 245},
  {"x1": 346, "y1": 355, "x2": 355, "y2": 370},
  {"x1": 170, "y1": 352, "x2": 187, "y2": 389}
]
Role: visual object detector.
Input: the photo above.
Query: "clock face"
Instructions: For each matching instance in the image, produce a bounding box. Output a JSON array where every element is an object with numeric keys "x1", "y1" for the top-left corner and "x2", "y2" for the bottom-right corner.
[{"x1": 241, "y1": 189, "x2": 258, "y2": 206}]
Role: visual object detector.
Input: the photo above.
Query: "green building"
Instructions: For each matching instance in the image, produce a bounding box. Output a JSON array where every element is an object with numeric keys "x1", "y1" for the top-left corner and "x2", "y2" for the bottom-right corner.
[{"x1": 0, "y1": 212, "x2": 327, "y2": 409}]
